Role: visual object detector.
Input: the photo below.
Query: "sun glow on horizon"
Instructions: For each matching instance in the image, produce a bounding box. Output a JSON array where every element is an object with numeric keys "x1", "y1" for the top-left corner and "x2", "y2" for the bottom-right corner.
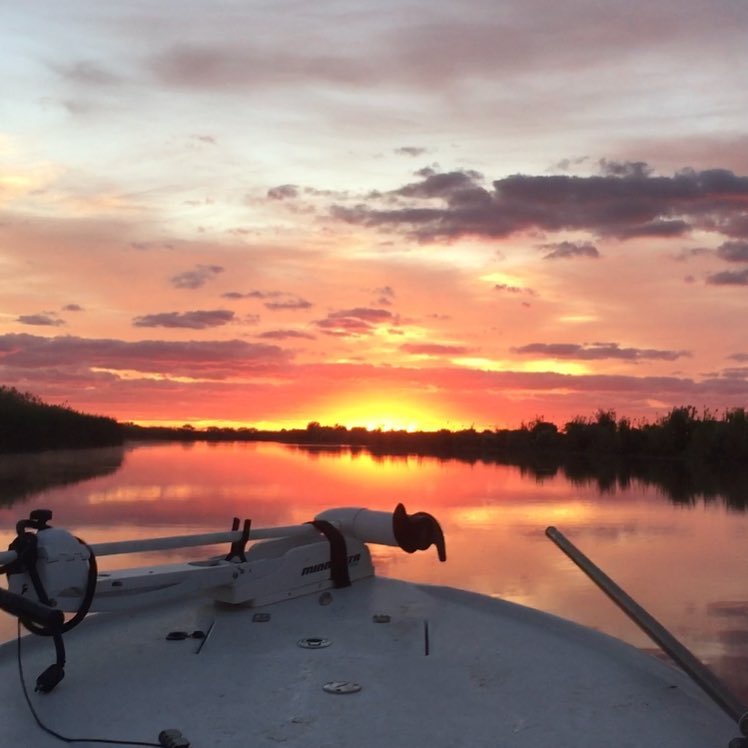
[{"x1": 316, "y1": 393, "x2": 455, "y2": 433}]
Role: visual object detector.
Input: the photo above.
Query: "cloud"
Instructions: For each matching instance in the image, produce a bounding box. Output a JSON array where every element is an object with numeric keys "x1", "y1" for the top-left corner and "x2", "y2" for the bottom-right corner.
[
  {"x1": 257, "y1": 329, "x2": 316, "y2": 340},
  {"x1": 16, "y1": 313, "x2": 65, "y2": 327},
  {"x1": 149, "y1": 42, "x2": 368, "y2": 91},
  {"x1": 400, "y1": 343, "x2": 471, "y2": 356},
  {"x1": 267, "y1": 184, "x2": 299, "y2": 200},
  {"x1": 132, "y1": 310, "x2": 235, "y2": 329},
  {"x1": 495, "y1": 283, "x2": 535, "y2": 295},
  {"x1": 395, "y1": 147, "x2": 427, "y2": 157},
  {"x1": 222, "y1": 290, "x2": 312, "y2": 310},
  {"x1": 170, "y1": 264, "x2": 224, "y2": 289},
  {"x1": 0, "y1": 333, "x2": 290, "y2": 379},
  {"x1": 598, "y1": 159, "x2": 653, "y2": 178},
  {"x1": 264, "y1": 297, "x2": 312, "y2": 311},
  {"x1": 539, "y1": 241, "x2": 600, "y2": 260},
  {"x1": 706, "y1": 268, "x2": 748, "y2": 286},
  {"x1": 315, "y1": 307, "x2": 394, "y2": 336},
  {"x1": 53, "y1": 60, "x2": 123, "y2": 87},
  {"x1": 513, "y1": 342, "x2": 690, "y2": 361},
  {"x1": 331, "y1": 166, "x2": 748, "y2": 243},
  {"x1": 373, "y1": 285, "x2": 396, "y2": 305},
  {"x1": 716, "y1": 240, "x2": 748, "y2": 262},
  {"x1": 62, "y1": 304, "x2": 84, "y2": 312}
]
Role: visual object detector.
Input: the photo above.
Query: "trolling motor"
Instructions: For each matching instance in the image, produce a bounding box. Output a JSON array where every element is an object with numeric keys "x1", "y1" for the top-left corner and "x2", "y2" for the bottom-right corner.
[
  {"x1": 0, "y1": 509, "x2": 98, "y2": 693},
  {"x1": 0, "y1": 504, "x2": 445, "y2": 692}
]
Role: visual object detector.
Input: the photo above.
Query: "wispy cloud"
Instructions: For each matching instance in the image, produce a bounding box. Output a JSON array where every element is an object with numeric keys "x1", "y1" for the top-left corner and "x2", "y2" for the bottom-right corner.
[
  {"x1": 513, "y1": 342, "x2": 691, "y2": 361},
  {"x1": 716, "y1": 241, "x2": 748, "y2": 262},
  {"x1": 222, "y1": 290, "x2": 312, "y2": 310},
  {"x1": 257, "y1": 329, "x2": 316, "y2": 340},
  {"x1": 315, "y1": 308, "x2": 394, "y2": 337},
  {"x1": 132, "y1": 310, "x2": 235, "y2": 329},
  {"x1": 706, "y1": 269, "x2": 748, "y2": 286},
  {"x1": 267, "y1": 184, "x2": 299, "y2": 200},
  {"x1": 539, "y1": 241, "x2": 600, "y2": 260},
  {"x1": 16, "y1": 313, "x2": 65, "y2": 327},
  {"x1": 400, "y1": 343, "x2": 471, "y2": 356},
  {"x1": 170, "y1": 264, "x2": 224, "y2": 289}
]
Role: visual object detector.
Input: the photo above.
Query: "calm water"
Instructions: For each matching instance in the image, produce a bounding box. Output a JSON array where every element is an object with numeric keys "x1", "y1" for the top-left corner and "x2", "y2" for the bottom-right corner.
[{"x1": 1, "y1": 441, "x2": 747, "y2": 702}]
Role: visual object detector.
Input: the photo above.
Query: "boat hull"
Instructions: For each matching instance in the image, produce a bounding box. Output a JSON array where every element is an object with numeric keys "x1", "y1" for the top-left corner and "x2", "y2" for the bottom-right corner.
[{"x1": 0, "y1": 577, "x2": 736, "y2": 747}]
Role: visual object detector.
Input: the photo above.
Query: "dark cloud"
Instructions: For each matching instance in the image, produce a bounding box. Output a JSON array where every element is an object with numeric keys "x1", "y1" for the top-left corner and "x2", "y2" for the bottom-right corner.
[
  {"x1": 331, "y1": 166, "x2": 748, "y2": 243},
  {"x1": 223, "y1": 290, "x2": 312, "y2": 310},
  {"x1": 0, "y1": 333, "x2": 289, "y2": 379},
  {"x1": 16, "y1": 314, "x2": 65, "y2": 327},
  {"x1": 315, "y1": 307, "x2": 394, "y2": 336},
  {"x1": 539, "y1": 240, "x2": 600, "y2": 260},
  {"x1": 728, "y1": 353, "x2": 748, "y2": 363},
  {"x1": 170, "y1": 264, "x2": 224, "y2": 289},
  {"x1": 706, "y1": 268, "x2": 748, "y2": 286},
  {"x1": 554, "y1": 156, "x2": 590, "y2": 172},
  {"x1": 132, "y1": 310, "x2": 235, "y2": 329},
  {"x1": 267, "y1": 184, "x2": 299, "y2": 200},
  {"x1": 257, "y1": 329, "x2": 316, "y2": 340},
  {"x1": 717, "y1": 240, "x2": 748, "y2": 262},
  {"x1": 395, "y1": 147, "x2": 427, "y2": 157},
  {"x1": 513, "y1": 342, "x2": 690, "y2": 361},
  {"x1": 400, "y1": 343, "x2": 470, "y2": 355},
  {"x1": 264, "y1": 297, "x2": 312, "y2": 311},
  {"x1": 721, "y1": 367, "x2": 748, "y2": 380},
  {"x1": 495, "y1": 283, "x2": 535, "y2": 295},
  {"x1": 62, "y1": 304, "x2": 84, "y2": 312},
  {"x1": 373, "y1": 285, "x2": 395, "y2": 305},
  {"x1": 598, "y1": 159, "x2": 653, "y2": 178}
]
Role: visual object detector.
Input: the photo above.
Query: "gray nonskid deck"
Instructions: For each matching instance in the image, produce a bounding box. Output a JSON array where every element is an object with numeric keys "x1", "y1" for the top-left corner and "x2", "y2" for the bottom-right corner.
[{"x1": 0, "y1": 578, "x2": 737, "y2": 747}]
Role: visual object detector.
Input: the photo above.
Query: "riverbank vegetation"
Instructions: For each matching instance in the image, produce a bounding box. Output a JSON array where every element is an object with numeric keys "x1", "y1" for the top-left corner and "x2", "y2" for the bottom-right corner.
[
  {"x1": 0, "y1": 386, "x2": 123, "y2": 453},
  {"x1": 124, "y1": 406, "x2": 748, "y2": 467},
  {"x1": 2, "y1": 387, "x2": 747, "y2": 469}
]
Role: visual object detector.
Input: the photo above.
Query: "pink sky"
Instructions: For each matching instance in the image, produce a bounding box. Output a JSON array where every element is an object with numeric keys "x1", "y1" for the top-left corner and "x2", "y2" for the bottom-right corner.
[{"x1": 1, "y1": 1, "x2": 748, "y2": 430}]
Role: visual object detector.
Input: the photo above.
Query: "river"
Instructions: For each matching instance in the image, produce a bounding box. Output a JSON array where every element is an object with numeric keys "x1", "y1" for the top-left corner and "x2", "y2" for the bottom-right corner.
[{"x1": 1, "y1": 440, "x2": 747, "y2": 703}]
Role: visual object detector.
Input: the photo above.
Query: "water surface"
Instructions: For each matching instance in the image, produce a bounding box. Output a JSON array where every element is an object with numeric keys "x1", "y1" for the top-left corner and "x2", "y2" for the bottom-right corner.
[{"x1": 1, "y1": 440, "x2": 747, "y2": 703}]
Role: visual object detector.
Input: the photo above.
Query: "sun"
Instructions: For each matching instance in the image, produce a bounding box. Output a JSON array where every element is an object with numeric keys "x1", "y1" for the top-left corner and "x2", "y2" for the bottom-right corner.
[{"x1": 318, "y1": 394, "x2": 449, "y2": 432}]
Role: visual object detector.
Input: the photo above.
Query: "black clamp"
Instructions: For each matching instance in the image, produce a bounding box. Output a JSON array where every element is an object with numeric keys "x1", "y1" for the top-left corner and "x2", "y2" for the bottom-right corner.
[
  {"x1": 308, "y1": 520, "x2": 351, "y2": 588},
  {"x1": 225, "y1": 518, "x2": 251, "y2": 562}
]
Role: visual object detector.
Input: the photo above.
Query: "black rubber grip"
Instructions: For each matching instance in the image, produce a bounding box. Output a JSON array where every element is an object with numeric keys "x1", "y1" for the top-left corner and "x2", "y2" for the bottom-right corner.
[{"x1": 0, "y1": 587, "x2": 64, "y2": 629}]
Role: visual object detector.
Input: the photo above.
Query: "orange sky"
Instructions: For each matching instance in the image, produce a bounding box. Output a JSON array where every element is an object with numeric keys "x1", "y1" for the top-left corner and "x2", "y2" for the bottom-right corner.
[{"x1": 1, "y1": 2, "x2": 748, "y2": 430}]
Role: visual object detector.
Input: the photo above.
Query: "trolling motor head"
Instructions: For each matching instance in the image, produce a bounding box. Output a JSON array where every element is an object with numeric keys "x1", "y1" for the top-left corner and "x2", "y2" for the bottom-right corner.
[
  {"x1": 7, "y1": 509, "x2": 92, "y2": 610},
  {"x1": 2, "y1": 509, "x2": 98, "y2": 693},
  {"x1": 315, "y1": 503, "x2": 446, "y2": 562}
]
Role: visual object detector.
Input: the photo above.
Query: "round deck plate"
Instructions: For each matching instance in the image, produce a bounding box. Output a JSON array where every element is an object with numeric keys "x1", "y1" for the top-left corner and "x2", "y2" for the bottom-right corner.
[
  {"x1": 323, "y1": 681, "x2": 362, "y2": 694},
  {"x1": 297, "y1": 637, "x2": 331, "y2": 649}
]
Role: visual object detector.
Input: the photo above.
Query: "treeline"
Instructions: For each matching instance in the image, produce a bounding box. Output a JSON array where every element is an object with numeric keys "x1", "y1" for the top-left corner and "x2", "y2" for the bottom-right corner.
[
  {"x1": 2, "y1": 384, "x2": 747, "y2": 468},
  {"x1": 0, "y1": 386, "x2": 123, "y2": 453},
  {"x1": 124, "y1": 406, "x2": 748, "y2": 467}
]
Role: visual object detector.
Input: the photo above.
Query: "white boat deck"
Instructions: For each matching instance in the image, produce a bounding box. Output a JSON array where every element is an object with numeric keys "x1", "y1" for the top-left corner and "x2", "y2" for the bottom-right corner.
[{"x1": 0, "y1": 577, "x2": 737, "y2": 747}]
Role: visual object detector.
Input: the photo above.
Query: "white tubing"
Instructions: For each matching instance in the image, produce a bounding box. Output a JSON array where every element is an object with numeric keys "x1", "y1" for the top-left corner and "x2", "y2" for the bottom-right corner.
[{"x1": 314, "y1": 507, "x2": 397, "y2": 546}]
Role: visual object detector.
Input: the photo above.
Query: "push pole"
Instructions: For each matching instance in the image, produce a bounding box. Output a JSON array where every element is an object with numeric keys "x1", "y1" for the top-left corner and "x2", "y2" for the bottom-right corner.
[{"x1": 545, "y1": 525, "x2": 748, "y2": 738}]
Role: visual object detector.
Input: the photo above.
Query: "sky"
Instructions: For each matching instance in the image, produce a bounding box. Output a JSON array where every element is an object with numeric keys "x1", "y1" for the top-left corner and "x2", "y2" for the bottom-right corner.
[{"x1": 1, "y1": 0, "x2": 748, "y2": 431}]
